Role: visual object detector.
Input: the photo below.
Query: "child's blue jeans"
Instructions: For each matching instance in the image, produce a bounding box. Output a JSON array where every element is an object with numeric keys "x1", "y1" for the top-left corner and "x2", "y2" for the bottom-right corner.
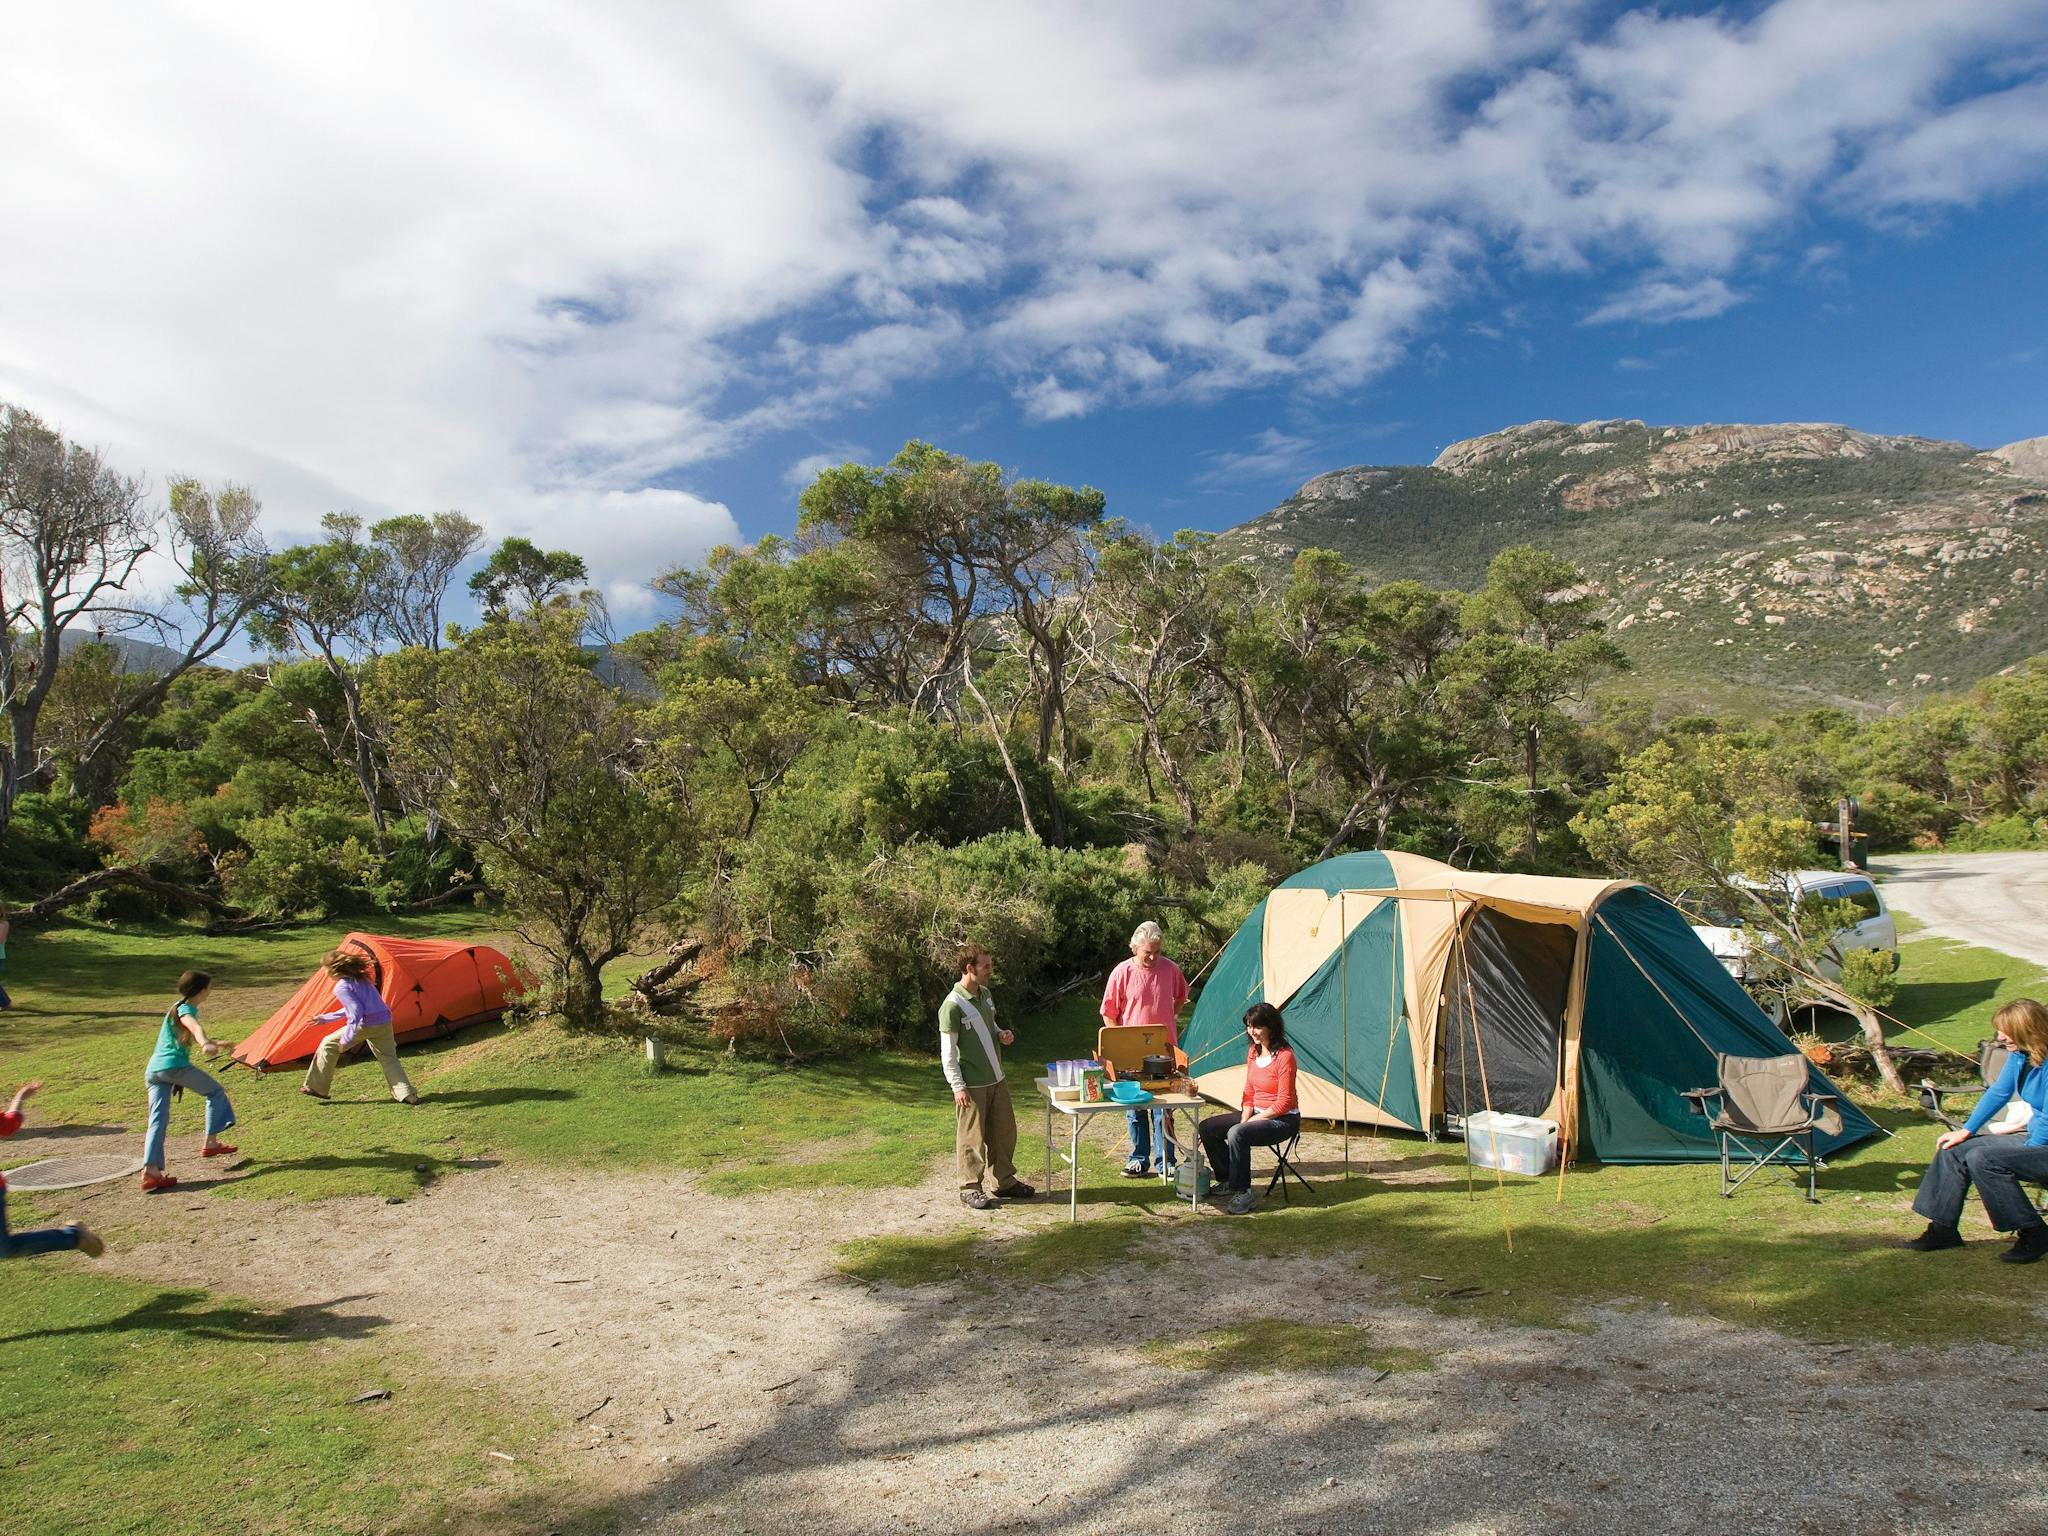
[
  {"x1": 0, "y1": 1191, "x2": 83, "y2": 1258},
  {"x1": 144, "y1": 1067, "x2": 235, "y2": 1170}
]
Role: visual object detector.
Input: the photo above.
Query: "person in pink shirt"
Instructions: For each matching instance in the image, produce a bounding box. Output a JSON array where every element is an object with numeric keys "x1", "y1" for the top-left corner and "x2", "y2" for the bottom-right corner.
[
  {"x1": 1199, "y1": 1002, "x2": 1300, "y2": 1214},
  {"x1": 1100, "y1": 920, "x2": 1189, "y2": 1176}
]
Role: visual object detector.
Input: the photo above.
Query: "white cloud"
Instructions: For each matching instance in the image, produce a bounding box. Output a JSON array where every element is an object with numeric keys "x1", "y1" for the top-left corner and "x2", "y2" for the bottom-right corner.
[
  {"x1": 783, "y1": 447, "x2": 871, "y2": 489},
  {"x1": 1840, "y1": 78, "x2": 2048, "y2": 209},
  {"x1": 551, "y1": 488, "x2": 741, "y2": 620},
  {"x1": 1, "y1": 0, "x2": 2045, "y2": 575},
  {"x1": 1584, "y1": 277, "x2": 1745, "y2": 326},
  {"x1": 1195, "y1": 428, "x2": 1321, "y2": 487}
]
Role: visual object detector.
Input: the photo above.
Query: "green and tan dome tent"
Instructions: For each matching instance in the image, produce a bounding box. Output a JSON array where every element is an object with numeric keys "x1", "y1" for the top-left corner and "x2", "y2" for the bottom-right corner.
[{"x1": 1183, "y1": 852, "x2": 1878, "y2": 1166}]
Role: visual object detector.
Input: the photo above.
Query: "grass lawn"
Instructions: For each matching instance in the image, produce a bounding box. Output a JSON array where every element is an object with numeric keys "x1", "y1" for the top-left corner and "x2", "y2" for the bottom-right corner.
[
  {"x1": 0, "y1": 917, "x2": 1116, "y2": 1207},
  {"x1": 1882, "y1": 927, "x2": 2048, "y2": 1057},
  {"x1": 0, "y1": 1268, "x2": 560, "y2": 1536}
]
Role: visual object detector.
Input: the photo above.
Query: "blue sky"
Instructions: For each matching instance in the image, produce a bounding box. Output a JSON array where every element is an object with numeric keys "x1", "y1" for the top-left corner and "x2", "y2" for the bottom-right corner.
[{"x1": 3, "y1": 1, "x2": 2045, "y2": 625}]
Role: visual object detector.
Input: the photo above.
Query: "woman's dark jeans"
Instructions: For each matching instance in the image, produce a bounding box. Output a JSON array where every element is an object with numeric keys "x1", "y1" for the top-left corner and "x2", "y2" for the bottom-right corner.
[
  {"x1": 1200, "y1": 1111, "x2": 1300, "y2": 1193},
  {"x1": 1913, "y1": 1134, "x2": 2048, "y2": 1232}
]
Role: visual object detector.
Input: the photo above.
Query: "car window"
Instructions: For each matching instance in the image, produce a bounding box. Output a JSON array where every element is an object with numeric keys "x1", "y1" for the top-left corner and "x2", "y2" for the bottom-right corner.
[{"x1": 1827, "y1": 880, "x2": 1883, "y2": 920}]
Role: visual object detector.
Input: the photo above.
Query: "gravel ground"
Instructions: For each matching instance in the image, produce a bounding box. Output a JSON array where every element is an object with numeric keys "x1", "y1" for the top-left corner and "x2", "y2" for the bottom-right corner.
[{"x1": 78, "y1": 1138, "x2": 2048, "y2": 1536}]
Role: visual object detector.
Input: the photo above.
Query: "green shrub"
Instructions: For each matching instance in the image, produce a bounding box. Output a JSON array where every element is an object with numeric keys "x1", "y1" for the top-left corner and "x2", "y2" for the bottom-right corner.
[
  {"x1": 1838, "y1": 946, "x2": 1900, "y2": 1011},
  {"x1": 709, "y1": 831, "x2": 1159, "y2": 1051},
  {"x1": 219, "y1": 807, "x2": 380, "y2": 917},
  {"x1": 0, "y1": 791, "x2": 98, "y2": 891},
  {"x1": 1949, "y1": 813, "x2": 2045, "y2": 852}
]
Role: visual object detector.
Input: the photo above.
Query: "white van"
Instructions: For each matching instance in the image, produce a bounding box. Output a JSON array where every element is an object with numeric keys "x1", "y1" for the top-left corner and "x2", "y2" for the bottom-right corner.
[{"x1": 1689, "y1": 869, "x2": 1897, "y2": 988}]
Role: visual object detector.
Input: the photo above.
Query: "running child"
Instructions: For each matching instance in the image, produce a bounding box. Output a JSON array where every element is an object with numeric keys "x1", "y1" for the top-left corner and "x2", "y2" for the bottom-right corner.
[{"x1": 141, "y1": 970, "x2": 238, "y2": 1193}]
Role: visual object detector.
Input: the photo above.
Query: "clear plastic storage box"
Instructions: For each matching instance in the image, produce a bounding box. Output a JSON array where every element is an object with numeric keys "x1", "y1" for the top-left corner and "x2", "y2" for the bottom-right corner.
[{"x1": 1464, "y1": 1111, "x2": 1559, "y2": 1175}]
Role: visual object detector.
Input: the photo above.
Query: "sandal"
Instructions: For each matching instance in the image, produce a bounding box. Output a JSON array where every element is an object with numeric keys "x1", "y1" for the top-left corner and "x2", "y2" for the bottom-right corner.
[{"x1": 201, "y1": 1142, "x2": 239, "y2": 1158}]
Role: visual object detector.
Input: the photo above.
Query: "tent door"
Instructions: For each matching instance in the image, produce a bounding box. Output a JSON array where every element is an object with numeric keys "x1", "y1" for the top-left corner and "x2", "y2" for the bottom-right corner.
[{"x1": 1440, "y1": 908, "x2": 1575, "y2": 1120}]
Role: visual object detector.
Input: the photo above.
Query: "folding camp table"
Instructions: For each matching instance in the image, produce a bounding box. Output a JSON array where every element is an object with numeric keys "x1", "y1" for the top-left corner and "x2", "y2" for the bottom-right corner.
[{"x1": 1034, "y1": 1078, "x2": 1208, "y2": 1222}]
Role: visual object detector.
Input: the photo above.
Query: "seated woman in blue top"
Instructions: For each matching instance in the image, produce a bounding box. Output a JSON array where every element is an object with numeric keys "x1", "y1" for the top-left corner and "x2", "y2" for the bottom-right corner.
[{"x1": 1909, "y1": 997, "x2": 2048, "y2": 1263}]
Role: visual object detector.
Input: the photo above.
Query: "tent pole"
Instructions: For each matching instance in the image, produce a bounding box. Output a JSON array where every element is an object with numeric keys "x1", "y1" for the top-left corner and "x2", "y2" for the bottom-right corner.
[
  {"x1": 1369, "y1": 899, "x2": 1404, "y2": 1176},
  {"x1": 1340, "y1": 892, "x2": 1350, "y2": 1181},
  {"x1": 1451, "y1": 904, "x2": 1514, "y2": 1252}
]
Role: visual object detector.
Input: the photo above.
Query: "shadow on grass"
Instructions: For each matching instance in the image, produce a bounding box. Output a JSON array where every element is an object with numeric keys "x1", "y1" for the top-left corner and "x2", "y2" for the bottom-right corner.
[
  {"x1": 3, "y1": 1121, "x2": 128, "y2": 1142},
  {"x1": 225, "y1": 1147, "x2": 465, "y2": 1190},
  {"x1": 1890, "y1": 977, "x2": 2006, "y2": 1033},
  {"x1": 0, "y1": 1288, "x2": 387, "y2": 1346},
  {"x1": 425, "y1": 1086, "x2": 577, "y2": 1108}
]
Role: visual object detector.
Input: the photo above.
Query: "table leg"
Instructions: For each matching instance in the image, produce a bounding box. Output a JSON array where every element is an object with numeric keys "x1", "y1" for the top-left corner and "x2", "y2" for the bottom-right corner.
[
  {"x1": 1069, "y1": 1116, "x2": 1081, "y2": 1223},
  {"x1": 1044, "y1": 1095, "x2": 1052, "y2": 1192}
]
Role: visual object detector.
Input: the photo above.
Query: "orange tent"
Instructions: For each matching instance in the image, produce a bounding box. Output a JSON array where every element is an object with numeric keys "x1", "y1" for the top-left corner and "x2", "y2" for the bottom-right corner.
[{"x1": 233, "y1": 933, "x2": 531, "y2": 1071}]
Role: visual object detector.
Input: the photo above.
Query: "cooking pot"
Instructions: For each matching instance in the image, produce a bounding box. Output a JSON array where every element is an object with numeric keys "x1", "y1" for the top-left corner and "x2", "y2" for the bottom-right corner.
[{"x1": 1141, "y1": 1054, "x2": 1173, "y2": 1080}]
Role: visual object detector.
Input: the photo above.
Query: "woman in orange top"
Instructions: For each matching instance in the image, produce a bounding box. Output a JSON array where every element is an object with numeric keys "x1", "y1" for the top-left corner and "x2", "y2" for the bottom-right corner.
[{"x1": 1199, "y1": 1002, "x2": 1300, "y2": 1214}]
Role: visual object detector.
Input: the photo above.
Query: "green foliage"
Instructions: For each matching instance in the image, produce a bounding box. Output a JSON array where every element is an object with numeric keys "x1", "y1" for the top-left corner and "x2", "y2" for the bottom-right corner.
[
  {"x1": 371, "y1": 612, "x2": 690, "y2": 1020},
  {"x1": 219, "y1": 805, "x2": 381, "y2": 917},
  {"x1": 712, "y1": 830, "x2": 1154, "y2": 1048},
  {"x1": 0, "y1": 789, "x2": 96, "y2": 889},
  {"x1": 1947, "y1": 813, "x2": 2046, "y2": 851},
  {"x1": 1838, "y1": 945, "x2": 1900, "y2": 1010}
]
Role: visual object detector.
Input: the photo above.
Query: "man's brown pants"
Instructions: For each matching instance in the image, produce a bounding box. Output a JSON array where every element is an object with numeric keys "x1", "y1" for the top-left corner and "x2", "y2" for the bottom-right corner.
[{"x1": 957, "y1": 1080, "x2": 1019, "y2": 1192}]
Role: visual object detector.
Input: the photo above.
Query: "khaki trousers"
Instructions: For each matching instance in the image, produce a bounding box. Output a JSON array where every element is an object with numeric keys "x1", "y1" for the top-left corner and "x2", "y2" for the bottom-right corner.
[
  {"x1": 957, "y1": 1079, "x2": 1018, "y2": 1192},
  {"x1": 303, "y1": 1022, "x2": 417, "y2": 1102}
]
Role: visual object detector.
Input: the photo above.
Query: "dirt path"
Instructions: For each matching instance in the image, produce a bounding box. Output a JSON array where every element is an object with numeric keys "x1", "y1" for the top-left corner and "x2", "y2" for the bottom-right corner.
[
  {"x1": 1876, "y1": 852, "x2": 2048, "y2": 971},
  {"x1": 83, "y1": 1140, "x2": 2048, "y2": 1536}
]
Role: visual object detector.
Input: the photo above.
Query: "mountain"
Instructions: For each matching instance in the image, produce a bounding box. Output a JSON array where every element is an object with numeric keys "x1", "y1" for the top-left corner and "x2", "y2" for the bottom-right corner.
[
  {"x1": 1216, "y1": 418, "x2": 2048, "y2": 713},
  {"x1": 56, "y1": 629, "x2": 191, "y2": 676}
]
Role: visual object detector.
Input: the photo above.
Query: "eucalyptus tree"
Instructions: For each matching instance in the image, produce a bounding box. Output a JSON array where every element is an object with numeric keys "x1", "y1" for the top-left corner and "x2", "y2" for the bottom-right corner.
[
  {"x1": 370, "y1": 511, "x2": 483, "y2": 649},
  {"x1": 251, "y1": 513, "x2": 393, "y2": 834},
  {"x1": 1451, "y1": 545, "x2": 1626, "y2": 861},
  {"x1": 1075, "y1": 527, "x2": 1216, "y2": 829},
  {"x1": 0, "y1": 404, "x2": 269, "y2": 831},
  {"x1": 371, "y1": 607, "x2": 689, "y2": 1023}
]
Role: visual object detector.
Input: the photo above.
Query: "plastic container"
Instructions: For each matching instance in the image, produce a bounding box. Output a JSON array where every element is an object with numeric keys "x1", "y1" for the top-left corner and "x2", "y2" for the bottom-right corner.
[{"x1": 1464, "y1": 1111, "x2": 1558, "y2": 1175}]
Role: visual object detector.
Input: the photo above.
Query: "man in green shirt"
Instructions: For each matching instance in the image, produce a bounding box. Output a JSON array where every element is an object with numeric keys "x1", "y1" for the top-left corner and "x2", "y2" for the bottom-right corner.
[{"x1": 940, "y1": 944, "x2": 1035, "y2": 1210}]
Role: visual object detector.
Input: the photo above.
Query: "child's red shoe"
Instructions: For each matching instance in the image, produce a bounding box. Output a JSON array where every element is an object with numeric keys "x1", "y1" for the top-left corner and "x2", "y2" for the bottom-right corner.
[
  {"x1": 141, "y1": 1170, "x2": 178, "y2": 1193},
  {"x1": 201, "y1": 1143, "x2": 238, "y2": 1158}
]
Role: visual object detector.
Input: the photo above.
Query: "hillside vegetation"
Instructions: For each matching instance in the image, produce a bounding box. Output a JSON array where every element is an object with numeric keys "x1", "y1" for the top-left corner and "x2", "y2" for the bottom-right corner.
[{"x1": 1219, "y1": 419, "x2": 2048, "y2": 712}]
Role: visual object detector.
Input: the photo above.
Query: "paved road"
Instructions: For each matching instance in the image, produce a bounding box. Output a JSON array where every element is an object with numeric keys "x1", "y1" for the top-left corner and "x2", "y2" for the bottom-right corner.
[{"x1": 1872, "y1": 852, "x2": 2048, "y2": 971}]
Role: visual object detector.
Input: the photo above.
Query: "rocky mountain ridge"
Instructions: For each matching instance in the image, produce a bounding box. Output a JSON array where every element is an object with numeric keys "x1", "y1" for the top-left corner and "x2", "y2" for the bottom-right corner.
[{"x1": 1219, "y1": 417, "x2": 2048, "y2": 712}]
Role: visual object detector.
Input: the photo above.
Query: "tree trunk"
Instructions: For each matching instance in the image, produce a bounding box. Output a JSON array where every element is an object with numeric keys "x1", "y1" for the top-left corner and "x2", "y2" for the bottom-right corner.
[
  {"x1": 18, "y1": 865, "x2": 235, "y2": 923},
  {"x1": 1144, "y1": 710, "x2": 1197, "y2": 829},
  {"x1": 1316, "y1": 796, "x2": 1369, "y2": 862},
  {"x1": 961, "y1": 653, "x2": 1039, "y2": 841},
  {"x1": 561, "y1": 951, "x2": 607, "y2": 1026},
  {"x1": 1522, "y1": 724, "x2": 1542, "y2": 864},
  {"x1": 1848, "y1": 998, "x2": 1907, "y2": 1096}
]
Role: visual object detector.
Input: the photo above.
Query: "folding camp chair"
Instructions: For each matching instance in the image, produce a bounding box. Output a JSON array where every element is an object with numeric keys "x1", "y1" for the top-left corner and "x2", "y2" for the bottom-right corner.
[
  {"x1": 1919, "y1": 1038, "x2": 2014, "y2": 1131},
  {"x1": 1682, "y1": 1052, "x2": 1843, "y2": 1203},
  {"x1": 1261, "y1": 1128, "x2": 1314, "y2": 1205}
]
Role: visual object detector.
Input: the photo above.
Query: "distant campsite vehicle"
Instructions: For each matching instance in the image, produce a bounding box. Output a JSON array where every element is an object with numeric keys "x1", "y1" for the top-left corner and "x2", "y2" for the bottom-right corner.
[
  {"x1": 1686, "y1": 870, "x2": 1898, "y2": 992},
  {"x1": 232, "y1": 934, "x2": 530, "y2": 1071},
  {"x1": 1183, "y1": 852, "x2": 1878, "y2": 1167}
]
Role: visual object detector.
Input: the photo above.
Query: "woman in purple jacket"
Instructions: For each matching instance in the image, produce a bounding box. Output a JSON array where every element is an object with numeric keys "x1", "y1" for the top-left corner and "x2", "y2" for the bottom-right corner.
[{"x1": 299, "y1": 949, "x2": 420, "y2": 1105}]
